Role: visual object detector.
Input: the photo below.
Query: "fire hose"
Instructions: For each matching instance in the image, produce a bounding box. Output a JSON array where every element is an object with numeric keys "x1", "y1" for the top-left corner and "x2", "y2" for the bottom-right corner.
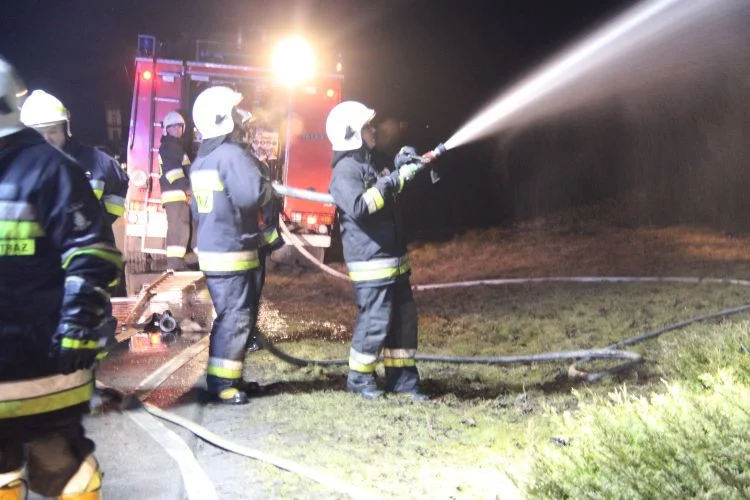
[{"x1": 267, "y1": 144, "x2": 750, "y2": 382}]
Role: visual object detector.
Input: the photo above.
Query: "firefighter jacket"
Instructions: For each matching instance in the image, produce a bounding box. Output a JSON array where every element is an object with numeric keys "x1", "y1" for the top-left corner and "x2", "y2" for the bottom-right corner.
[
  {"x1": 190, "y1": 136, "x2": 272, "y2": 274},
  {"x1": 64, "y1": 138, "x2": 129, "y2": 225},
  {"x1": 0, "y1": 128, "x2": 122, "y2": 428},
  {"x1": 329, "y1": 147, "x2": 410, "y2": 286},
  {"x1": 159, "y1": 135, "x2": 191, "y2": 204}
]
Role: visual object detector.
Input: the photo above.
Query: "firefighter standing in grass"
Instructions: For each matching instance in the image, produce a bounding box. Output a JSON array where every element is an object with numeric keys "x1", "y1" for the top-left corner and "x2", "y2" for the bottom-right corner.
[
  {"x1": 190, "y1": 86, "x2": 272, "y2": 405},
  {"x1": 158, "y1": 111, "x2": 196, "y2": 271},
  {"x1": 0, "y1": 57, "x2": 122, "y2": 500},
  {"x1": 326, "y1": 100, "x2": 428, "y2": 400}
]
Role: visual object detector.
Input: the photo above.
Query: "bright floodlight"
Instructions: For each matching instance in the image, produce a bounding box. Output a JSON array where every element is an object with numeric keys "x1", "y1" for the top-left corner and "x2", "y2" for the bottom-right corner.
[{"x1": 272, "y1": 37, "x2": 315, "y2": 87}]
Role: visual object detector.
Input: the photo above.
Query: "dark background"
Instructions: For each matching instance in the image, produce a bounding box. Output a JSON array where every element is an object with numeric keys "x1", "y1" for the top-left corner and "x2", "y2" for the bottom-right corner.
[{"x1": 3, "y1": 0, "x2": 750, "y2": 235}]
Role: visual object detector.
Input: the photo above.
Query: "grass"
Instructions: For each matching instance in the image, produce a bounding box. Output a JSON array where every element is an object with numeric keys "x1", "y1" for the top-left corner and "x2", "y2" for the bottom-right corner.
[
  {"x1": 526, "y1": 322, "x2": 750, "y2": 499},
  {"x1": 219, "y1": 222, "x2": 750, "y2": 498}
]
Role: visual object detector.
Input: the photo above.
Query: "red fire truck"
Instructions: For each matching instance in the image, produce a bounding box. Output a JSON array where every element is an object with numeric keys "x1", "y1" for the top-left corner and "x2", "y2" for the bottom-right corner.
[{"x1": 123, "y1": 34, "x2": 342, "y2": 273}]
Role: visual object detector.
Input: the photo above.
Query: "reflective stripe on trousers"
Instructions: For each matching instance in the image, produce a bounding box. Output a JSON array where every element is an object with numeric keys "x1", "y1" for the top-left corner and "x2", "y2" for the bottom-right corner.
[
  {"x1": 349, "y1": 280, "x2": 418, "y2": 373},
  {"x1": 161, "y1": 190, "x2": 188, "y2": 203},
  {"x1": 205, "y1": 271, "x2": 260, "y2": 393}
]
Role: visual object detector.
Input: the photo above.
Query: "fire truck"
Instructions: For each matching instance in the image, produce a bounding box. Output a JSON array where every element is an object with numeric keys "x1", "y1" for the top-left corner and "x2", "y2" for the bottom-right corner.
[{"x1": 123, "y1": 34, "x2": 342, "y2": 276}]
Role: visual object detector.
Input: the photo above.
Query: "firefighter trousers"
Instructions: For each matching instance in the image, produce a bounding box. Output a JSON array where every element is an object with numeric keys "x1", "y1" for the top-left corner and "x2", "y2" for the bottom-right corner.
[
  {"x1": 205, "y1": 270, "x2": 260, "y2": 394},
  {"x1": 246, "y1": 249, "x2": 268, "y2": 348},
  {"x1": 0, "y1": 416, "x2": 94, "y2": 497},
  {"x1": 350, "y1": 278, "x2": 420, "y2": 392},
  {"x1": 164, "y1": 201, "x2": 195, "y2": 270}
]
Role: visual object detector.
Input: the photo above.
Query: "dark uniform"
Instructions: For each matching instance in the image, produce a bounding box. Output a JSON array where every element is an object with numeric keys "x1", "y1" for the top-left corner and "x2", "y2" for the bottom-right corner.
[
  {"x1": 0, "y1": 128, "x2": 122, "y2": 497},
  {"x1": 328, "y1": 147, "x2": 420, "y2": 395},
  {"x1": 64, "y1": 138, "x2": 128, "y2": 298},
  {"x1": 159, "y1": 134, "x2": 195, "y2": 270},
  {"x1": 190, "y1": 136, "x2": 270, "y2": 400},
  {"x1": 249, "y1": 157, "x2": 283, "y2": 351},
  {"x1": 64, "y1": 138, "x2": 129, "y2": 225}
]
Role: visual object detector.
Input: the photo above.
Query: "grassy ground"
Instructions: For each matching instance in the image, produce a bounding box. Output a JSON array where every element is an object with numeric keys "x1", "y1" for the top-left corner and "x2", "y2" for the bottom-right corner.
[{"x1": 239, "y1": 221, "x2": 750, "y2": 499}]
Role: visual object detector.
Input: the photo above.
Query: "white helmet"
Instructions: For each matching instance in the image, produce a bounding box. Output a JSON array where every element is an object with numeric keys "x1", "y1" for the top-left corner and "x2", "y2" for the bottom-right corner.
[
  {"x1": 325, "y1": 100, "x2": 375, "y2": 151},
  {"x1": 192, "y1": 86, "x2": 251, "y2": 140},
  {"x1": 20, "y1": 90, "x2": 71, "y2": 134},
  {"x1": 0, "y1": 57, "x2": 28, "y2": 138},
  {"x1": 162, "y1": 110, "x2": 185, "y2": 136}
]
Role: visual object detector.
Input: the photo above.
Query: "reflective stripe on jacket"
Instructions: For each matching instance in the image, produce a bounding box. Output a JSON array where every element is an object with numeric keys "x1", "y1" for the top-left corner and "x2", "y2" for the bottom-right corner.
[
  {"x1": 64, "y1": 139, "x2": 129, "y2": 223},
  {"x1": 158, "y1": 135, "x2": 191, "y2": 203},
  {"x1": 189, "y1": 136, "x2": 268, "y2": 274},
  {"x1": 347, "y1": 255, "x2": 411, "y2": 283},
  {"x1": 0, "y1": 370, "x2": 93, "y2": 418},
  {"x1": 328, "y1": 148, "x2": 409, "y2": 286},
  {"x1": 0, "y1": 128, "x2": 121, "y2": 393}
]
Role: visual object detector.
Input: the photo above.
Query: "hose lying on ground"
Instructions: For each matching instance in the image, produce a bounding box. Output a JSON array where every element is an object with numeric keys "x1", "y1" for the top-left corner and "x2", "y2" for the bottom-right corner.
[
  {"x1": 271, "y1": 216, "x2": 750, "y2": 379},
  {"x1": 97, "y1": 338, "x2": 374, "y2": 500}
]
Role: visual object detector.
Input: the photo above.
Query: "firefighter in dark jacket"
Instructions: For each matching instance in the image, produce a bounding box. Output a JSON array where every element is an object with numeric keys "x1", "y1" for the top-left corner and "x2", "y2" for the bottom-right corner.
[
  {"x1": 0, "y1": 57, "x2": 122, "y2": 500},
  {"x1": 190, "y1": 86, "x2": 272, "y2": 405},
  {"x1": 20, "y1": 90, "x2": 129, "y2": 226},
  {"x1": 158, "y1": 111, "x2": 196, "y2": 270},
  {"x1": 326, "y1": 100, "x2": 427, "y2": 400}
]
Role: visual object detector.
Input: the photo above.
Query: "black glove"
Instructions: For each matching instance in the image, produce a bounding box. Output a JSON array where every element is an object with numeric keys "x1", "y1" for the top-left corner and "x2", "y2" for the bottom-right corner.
[
  {"x1": 386, "y1": 162, "x2": 421, "y2": 194},
  {"x1": 394, "y1": 146, "x2": 419, "y2": 170},
  {"x1": 267, "y1": 234, "x2": 285, "y2": 253},
  {"x1": 52, "y1": 322, "x2": 102, "y2": 374}
]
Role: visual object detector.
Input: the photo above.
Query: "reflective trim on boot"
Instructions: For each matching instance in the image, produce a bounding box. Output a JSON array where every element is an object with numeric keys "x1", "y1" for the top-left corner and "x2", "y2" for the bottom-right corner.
[
  {"x1": 58, "y1": 455, "x2": 101, "y2": 500},
  {"x1": 213, "y1": 387, "x2": 249, "y2": 405},
  {"x1": 0, "y1": 469, "x2": 23, "y2": 489},
  {"x1": 0, "y1": 474, "x2": 25, "y2": 500}
]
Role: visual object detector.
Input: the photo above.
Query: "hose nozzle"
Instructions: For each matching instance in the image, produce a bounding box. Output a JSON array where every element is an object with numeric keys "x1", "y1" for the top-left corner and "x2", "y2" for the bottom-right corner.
[{"x1": 420, "y1": 143, "x2": 447, "y2": 164}]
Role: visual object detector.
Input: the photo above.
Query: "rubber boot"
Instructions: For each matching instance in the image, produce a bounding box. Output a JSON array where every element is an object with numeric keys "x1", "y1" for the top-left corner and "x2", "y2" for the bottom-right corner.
[
  {"x1": 346, "y1": 370, "x2": 383, "y2": 399},
  {"x1": 385, "y1": 366, "x2": 429, "y2": 401},
  {"x1": 0, "y1": 480, "x2": 24, "y2": 500},
  {"x1": 58, "y1": 455, "x2": 101, "y2": 500}
]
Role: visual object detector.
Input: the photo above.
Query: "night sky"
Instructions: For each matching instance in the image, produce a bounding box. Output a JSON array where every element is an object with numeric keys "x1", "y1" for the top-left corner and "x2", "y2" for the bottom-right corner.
[{"x1": 3, "y1": 0, "x2": 748, "y2": 234}]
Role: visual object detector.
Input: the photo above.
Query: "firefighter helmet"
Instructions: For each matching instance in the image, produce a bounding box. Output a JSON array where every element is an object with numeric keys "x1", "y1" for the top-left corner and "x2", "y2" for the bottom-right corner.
[
  {"x1": 162, "y1": 110, "x2": 185, "y2": 136},
  {"x1": 19, "y1": 90, "x2": 71, "y2": 133},
  {"x1": 192, "y1": 86, "x2": 251, "y2": 140},
  {"x1": 325, "y1": 100, "x2": 376, "y2": 152},
  {"x1": 0, "y1": 57, "x2": 28, "y2": 138}
]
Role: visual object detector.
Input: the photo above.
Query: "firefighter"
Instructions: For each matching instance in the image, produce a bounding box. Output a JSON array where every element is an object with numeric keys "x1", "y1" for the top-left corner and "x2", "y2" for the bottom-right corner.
[
  {"x1": 0, "y1": 57, "x2": 122, "y2": 499},
  {"x1": 326, "y1": 100, "x2": 427, "y2": 400},
  {"x1": 158, "y1": 110, "x2": 196, "y2": 271},
  {"x1": 189, "y1": 86, "x2": 272, "y2": 405},
  {"x1": 19, "y1": 90, "x2": 129, "y2": 226},
  {"x1": 236, "y1": 123, "x2": 285, "y2": 352}
]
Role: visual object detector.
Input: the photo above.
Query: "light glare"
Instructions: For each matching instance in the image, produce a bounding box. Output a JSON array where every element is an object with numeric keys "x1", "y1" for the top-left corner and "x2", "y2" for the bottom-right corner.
[{"x1": 272, "y1": 37, "x2": 315, "y2": 87}]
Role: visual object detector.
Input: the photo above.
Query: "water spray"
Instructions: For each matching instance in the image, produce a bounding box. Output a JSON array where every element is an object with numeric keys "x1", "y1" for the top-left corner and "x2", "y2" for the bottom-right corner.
[{"x1": 442, "y1": 0, "x2": 744, "y2": 151}]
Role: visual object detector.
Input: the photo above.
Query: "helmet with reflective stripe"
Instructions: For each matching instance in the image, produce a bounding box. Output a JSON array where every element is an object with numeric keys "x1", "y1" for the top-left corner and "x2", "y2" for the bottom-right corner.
[
  {"x1": 192, "y1": 86, "x2": 250, "y2": 140},
  {"x1": 162, "y1": 110, "x2": 185, "y2": 136},
  {"x1": 19, "y1": 90, "x2": 70, "y2": 133},
  {"x1": 325, "y1": 100, "x2": 376, "y2": 152},
  {"x1": 0, "y1": 57, "x2": 28, "y2": 138}
]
